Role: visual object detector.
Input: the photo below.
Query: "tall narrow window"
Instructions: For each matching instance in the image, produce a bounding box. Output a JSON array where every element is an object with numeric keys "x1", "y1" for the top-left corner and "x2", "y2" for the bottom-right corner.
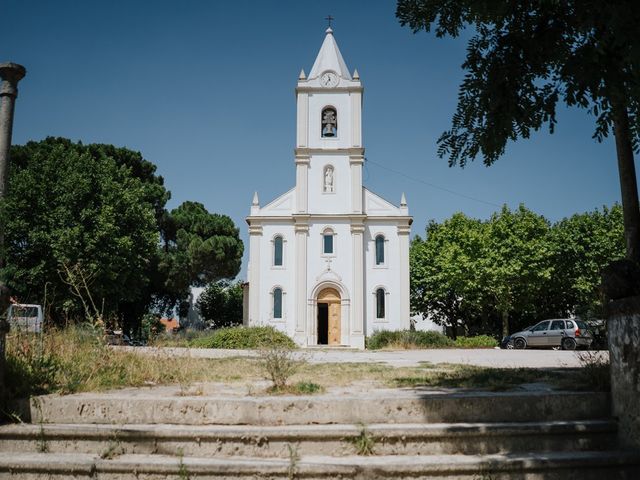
[
  {"x1": 321, "y1": 107, "x2": 337, "y2": 137},
  {"x1": 375, "y1": 235, "x2": 385, "y2": 265},
  {"x1": 323, "y1": 231, "x2": 334, "y2": 254},
  {"x1": 273, "y1": 288, "x2": 283, "y2": 319},
  {"x1": 273, "y1": 236, "x2": 283, "y2": 266},
  {"x1": 376, "y1": 288, "x2": 386, "y2": 319}
]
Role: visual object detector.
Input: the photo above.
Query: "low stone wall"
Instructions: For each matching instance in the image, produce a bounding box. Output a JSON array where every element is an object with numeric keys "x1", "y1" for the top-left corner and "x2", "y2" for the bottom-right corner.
[{"x1": 607, "y1": 295, "x2": 640, "y2": 450}]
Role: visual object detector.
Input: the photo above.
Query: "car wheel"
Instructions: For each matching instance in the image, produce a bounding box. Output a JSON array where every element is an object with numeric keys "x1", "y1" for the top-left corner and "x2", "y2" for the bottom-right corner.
[
  {"x1": 506, "y1": 340, "x2": 515, "y2": 350},
  {"x1": 514, "y1": 338, "x2": 526, "y2": 350},
  {"x1": 562, "y1": 338, "x2": 577, "y2": 351}
]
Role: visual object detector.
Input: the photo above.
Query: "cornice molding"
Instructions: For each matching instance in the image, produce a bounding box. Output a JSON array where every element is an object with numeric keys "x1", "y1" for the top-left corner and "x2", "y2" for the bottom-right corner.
[
  {"x1": 295, "y1": 147, "x2": 365, "y2": 156},
  {"x1": 296, "y1": 86, "x2": 363, "y2": 94}
]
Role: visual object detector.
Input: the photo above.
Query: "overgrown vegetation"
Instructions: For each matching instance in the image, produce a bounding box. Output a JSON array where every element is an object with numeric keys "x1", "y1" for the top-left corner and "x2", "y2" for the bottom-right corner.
[
  {"x1": 189, "y1": 326, "x2": 296, "y2": 349},
  {"x1": 3, "y1": 137, "x2": 243, "y2": 333},
  {"x1": 1, "y1": 326, "x2": 608, "y2": 421},
  {"x1": 366, "y1": 330, "x2": 496, "y2": 350}
]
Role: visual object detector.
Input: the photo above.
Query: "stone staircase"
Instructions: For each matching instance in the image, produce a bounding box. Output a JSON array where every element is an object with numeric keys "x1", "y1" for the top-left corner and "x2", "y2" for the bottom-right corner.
[{"x1": 0, "y1": 386, "x2": 639, "y2": 479}]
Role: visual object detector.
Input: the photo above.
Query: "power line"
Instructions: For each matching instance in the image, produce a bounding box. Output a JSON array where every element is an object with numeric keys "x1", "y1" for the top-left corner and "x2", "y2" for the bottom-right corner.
[{"x1": 364, "y1": 157, "x2": 502, "y2": 208}]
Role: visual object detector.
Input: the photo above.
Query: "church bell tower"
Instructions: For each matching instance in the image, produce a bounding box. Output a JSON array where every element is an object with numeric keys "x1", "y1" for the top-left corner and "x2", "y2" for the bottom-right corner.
[{"x1": 294, "y1": 26, "x2": 364, "y2": 216}]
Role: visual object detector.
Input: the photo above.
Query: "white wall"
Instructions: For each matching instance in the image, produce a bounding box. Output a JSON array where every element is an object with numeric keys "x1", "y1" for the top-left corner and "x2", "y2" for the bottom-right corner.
[
  {"x1": 307, "y1": 154, "x2": 352, "y2": 214},
  {"x1": 364, "y1": 221, "x2": 402, "y2": 335},
  {"x1": 307, "y1": 92, "x2": 353, "y2": 149}
]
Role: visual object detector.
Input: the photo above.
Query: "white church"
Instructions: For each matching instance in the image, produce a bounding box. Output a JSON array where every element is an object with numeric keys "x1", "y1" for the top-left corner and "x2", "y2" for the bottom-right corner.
[{"x1": 245, "y1": 27, "x2": 412, "y2": 349}]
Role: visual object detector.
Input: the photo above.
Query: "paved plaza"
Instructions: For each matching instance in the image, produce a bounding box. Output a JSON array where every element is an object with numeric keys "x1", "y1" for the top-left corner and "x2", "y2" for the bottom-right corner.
[{"x1": 117, "y1": 346, "x2": 606, "y2": 369}]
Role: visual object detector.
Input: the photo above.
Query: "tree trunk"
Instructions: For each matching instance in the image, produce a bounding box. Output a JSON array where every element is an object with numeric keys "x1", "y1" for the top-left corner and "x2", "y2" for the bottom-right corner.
[
  {"x1": 612, "y1": 103, "x2": 640, "y2": 264},
  {"x1": 501, "y1": 310, "x2": 509, "y2": 337}
]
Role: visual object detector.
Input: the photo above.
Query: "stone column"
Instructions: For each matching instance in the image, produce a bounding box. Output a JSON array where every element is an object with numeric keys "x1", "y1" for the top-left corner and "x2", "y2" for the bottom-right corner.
[
  {"x1": 0, "y1": 62, "x2": 26, "y2": 394},
  {"x1": 350, "y1": 221, "x2": 365, "y2": 349},
  {"x1": 607, "y1": 295, "x2": 640, "y2": 449},
  {"x1": 294, "y1": 219, "x2": 309, "y2": 346}
]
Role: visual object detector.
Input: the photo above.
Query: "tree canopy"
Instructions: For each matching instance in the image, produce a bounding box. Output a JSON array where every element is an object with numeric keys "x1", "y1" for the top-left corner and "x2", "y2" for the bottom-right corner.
[
  {"x1": 397, "y1": 0, "x2": 640, "y2": 263},
  {"x1": 3, "y1": 138, "x2": 243, "y2": 329},
  {"x1": 410, "y1": 204, "x2": 624, "y2": 336}
]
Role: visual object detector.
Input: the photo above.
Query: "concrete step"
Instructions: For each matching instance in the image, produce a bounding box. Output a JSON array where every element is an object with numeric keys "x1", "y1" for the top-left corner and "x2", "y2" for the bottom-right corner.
[
  {"x1": 1, "y1": 451, "x2": 639, "y2": 479},
  {"x1": 25, "y1": 389, "x2": 610, "y2": 425},
  {"x1": 0, "y1": 420, "x2": 617, "y2": 458}
]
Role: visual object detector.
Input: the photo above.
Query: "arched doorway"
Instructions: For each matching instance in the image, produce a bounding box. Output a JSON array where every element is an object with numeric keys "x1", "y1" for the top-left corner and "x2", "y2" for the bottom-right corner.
[{"x1": 317, "y1": 288, "x2": 341, "y2": 345}]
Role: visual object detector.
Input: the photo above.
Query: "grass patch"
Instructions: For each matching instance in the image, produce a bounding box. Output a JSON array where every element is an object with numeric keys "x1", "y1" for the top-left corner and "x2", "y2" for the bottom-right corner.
[
  {"x1": 188, "y1": 326, "x2": 296, "y2": 349},
  {"x1": 266, "y1": 381, "x2": 324, "y2": 395}
]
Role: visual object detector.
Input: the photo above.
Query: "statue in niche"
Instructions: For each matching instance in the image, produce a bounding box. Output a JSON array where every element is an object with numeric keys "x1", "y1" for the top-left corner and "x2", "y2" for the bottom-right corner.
[
  {"x1": 322, "y1": 108, "x2": 337, "y2": 137},
  {"x1": 324, "y1": 166, "x2": 334, "y2": 193}
]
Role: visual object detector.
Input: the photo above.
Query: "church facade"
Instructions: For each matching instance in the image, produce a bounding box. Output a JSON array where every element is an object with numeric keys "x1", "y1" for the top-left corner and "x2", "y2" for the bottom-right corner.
[{"x1": 246, "y1": 28, "x2": 412, "y2": 349}]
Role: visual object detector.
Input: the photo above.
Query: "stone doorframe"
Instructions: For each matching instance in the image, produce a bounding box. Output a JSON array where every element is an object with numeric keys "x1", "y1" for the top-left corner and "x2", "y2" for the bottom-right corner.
[{"x1": 307, "y1": 281, "x2": 350, "y2": 346}]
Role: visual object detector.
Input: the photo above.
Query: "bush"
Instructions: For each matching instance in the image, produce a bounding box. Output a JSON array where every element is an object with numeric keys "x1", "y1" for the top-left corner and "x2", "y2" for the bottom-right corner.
[
  {"x1": 454, "y1": 335, "x2": 498, "y2": 348},
  {"x1": 367, "y1": 330, "x2": 453, "y2": 350},
  {"x1": 189, "y1": 326, "x2": 296, "y2": 349}
]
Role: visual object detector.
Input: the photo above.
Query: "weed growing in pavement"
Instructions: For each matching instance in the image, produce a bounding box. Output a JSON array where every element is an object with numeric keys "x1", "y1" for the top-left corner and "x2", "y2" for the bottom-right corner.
[
  {"x1": 287, "y1": 443, "x2": 299, "y2": 480},
  {"x1": 348, "y1": 424, "x2": 376, "y2": 456},
  {"x1": 572, "y1": 351, "x2": 610, "y2": 392},
  {"x1": 260, "y1": 347, "x2": 305, "y2": 391}
]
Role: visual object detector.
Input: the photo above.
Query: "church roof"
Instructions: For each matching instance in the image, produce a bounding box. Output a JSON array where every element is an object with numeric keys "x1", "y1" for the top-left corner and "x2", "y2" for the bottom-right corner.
[{"x1": 308, "y1": 27, "x2": 352, "y2": 80}]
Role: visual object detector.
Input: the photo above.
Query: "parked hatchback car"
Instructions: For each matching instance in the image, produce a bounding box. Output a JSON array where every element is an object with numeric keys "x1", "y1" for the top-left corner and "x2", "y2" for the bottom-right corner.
[{"x1": 511, "y1": 319, "x2": 593, "y2": 350}]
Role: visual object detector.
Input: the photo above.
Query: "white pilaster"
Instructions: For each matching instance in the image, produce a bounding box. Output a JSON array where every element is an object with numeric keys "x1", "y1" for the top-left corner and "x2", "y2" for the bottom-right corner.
[
  {"x1": 398, "y1": 223, "x2": 411, "y2": 330},
  {"x1": 350, "y1": 222, "x2": 365, "y2": 349},
  {"x1": 295, "y1": 154, "x2": 310, "y2": 213},
  {"x1": 248, "y1": 224, "x2": 263, "y2": 325},
  {"x1": 296, "y1": 92, "x2": 309, "y2": 147},
  {"x1": 294, "y1": 220, "x2": 309, "y2": 345},
  {"x1": 350, "y1": 91, "x2": 362, "y2": 148},
  {"x1": 350, "y1": 154, "x2": 364, "y2": 214}
]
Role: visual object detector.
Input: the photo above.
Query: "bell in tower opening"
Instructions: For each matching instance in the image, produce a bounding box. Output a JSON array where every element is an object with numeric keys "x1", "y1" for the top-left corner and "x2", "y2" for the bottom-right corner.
[{"x1": 321, "y1": 107, "x2": 337, "y2": 137}]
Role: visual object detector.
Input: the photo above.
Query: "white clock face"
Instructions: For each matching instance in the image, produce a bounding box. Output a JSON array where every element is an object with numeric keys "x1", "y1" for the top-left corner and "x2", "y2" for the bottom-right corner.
[{"x1": 320, "y1": 71, "x2": 339, "y2": 88}]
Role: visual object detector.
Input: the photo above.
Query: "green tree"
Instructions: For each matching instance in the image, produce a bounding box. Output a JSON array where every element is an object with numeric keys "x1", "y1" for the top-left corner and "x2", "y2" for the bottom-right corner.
[
  {"x1": 552, "y1": 204, "x2": 625, "y2": 318},
  {"x1": 3, "y1": 139, "x2": 159, "y2": 323},
  {"x1": 196, "y1": 280, "x2": 244, "y2": 329},
  {"x1": 155, "y1": 201, "x2": 244, "y2": 317},
  {"x1": 3, "y1": 138, "x2": 244, "y2": 330},
  {"x1": 397, "y1": 0, "x2": 640, "y2": 263},
  {"x1": 410, "y1": 213, "x2": 486, "y2": 337},
  {"x1": 484, "y1": 205, "x2": 555, "y2": 336}
]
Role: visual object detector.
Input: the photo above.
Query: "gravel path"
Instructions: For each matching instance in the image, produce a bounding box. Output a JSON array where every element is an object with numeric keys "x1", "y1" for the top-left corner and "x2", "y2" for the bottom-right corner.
[{"x1": 114, "y1": 346, "x2": 607, "y2": 369}]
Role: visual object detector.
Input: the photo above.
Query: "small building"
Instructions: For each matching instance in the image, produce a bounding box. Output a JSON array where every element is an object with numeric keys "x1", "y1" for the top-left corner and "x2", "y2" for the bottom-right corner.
[{"x1": 245, "y1": 27, "x2": 412, "y2": 349}]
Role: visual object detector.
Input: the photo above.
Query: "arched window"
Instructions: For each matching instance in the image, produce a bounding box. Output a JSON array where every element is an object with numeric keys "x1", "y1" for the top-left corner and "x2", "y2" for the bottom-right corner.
[
  {"x1": 375, "y1": 235, "x2": 385, "y2": 265},
  {"x1": 273, "y1": 287, "x2": 283, "y2": 319},
  {"x1": 321, "y1": 107, "x2": 337, "y2": 137},
  {"x1": 376, "y1": 288, "x2": 386, "y2": 319},
  {"x1": 323, "y1": 228, "x2": 334, "y2": 255},
  {"x1": 273, "y1": 236, "x2": 283, "y2": 266}
]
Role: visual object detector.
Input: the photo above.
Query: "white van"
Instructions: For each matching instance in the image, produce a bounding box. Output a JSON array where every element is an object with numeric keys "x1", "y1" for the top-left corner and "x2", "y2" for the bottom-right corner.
[{"x1": 7, "y1": 304, "x2": 43, "y2": 333}]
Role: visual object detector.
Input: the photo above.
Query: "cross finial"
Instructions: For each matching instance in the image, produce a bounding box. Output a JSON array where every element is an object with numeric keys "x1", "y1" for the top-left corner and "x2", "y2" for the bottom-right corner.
[{"x1": 325, "y1": 15, "x2": 334, "y2": 28}]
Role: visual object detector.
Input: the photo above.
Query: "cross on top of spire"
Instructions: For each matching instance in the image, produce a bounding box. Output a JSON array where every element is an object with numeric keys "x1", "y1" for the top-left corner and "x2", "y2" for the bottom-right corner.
[{"x1": 325, "y1": 15, "x2": 334, "y2": 28}]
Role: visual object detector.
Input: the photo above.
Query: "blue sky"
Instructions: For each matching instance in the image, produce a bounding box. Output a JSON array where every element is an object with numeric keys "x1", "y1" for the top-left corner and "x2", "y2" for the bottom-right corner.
[{"x1": 2, "y1": 1, "x2": 628, "y2": 279}]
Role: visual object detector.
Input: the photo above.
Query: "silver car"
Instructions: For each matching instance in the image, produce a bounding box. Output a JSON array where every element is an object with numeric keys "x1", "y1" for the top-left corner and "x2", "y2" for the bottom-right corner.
[{"x1": 512, "y1": 319, "x2": 593, "y2": 350}]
